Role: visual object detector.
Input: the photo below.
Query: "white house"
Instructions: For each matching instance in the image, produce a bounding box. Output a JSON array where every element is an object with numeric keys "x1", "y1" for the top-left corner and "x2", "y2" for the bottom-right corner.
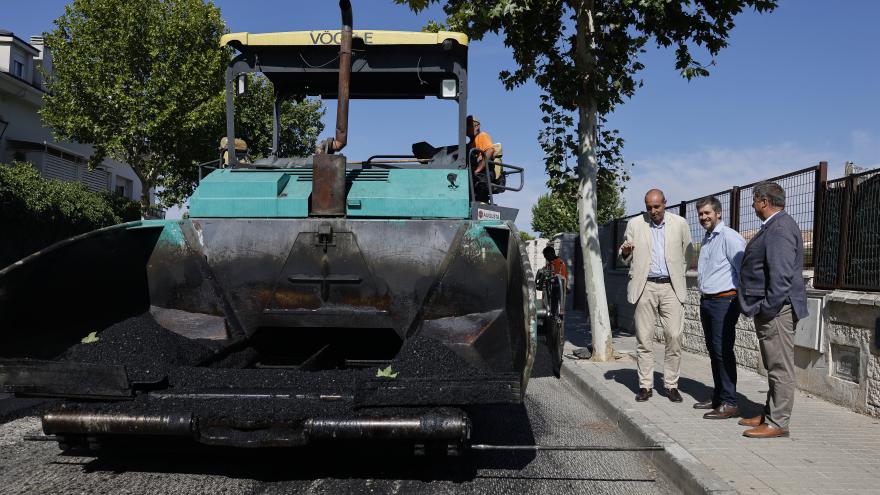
[{"x1": 0, "y1": 29, "x2": 157, "y2": 212}]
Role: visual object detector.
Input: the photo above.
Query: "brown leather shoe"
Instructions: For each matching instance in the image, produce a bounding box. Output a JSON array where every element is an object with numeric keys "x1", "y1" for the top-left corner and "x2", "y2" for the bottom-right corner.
[
  {"x1": 738, "y1": 415, "x2": 765, "y2": 427},
  {"x1": 743, "y1": 423, "x2": 789, "y2": 438},
  {"x1": 636, "y1": 388, "x2": 653, "y2": 402},
  {"x1": 703, "y1": 403, "x2": 740, "y2": 419},
  {"x1": 667, "y1": 388, "x2": 683, "y2": 403},
  {"x1": 693, "y1": 399, "x2": 718, "y2": 410}
]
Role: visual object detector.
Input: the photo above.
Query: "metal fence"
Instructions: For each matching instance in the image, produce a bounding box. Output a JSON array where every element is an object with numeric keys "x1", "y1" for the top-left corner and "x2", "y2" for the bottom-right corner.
[
  {"x1": 813, "y1": 168, "x2": 880, "y2": 290},
  {"x1": 611, "y1": 163, "x2": 828, "y2": 274}
]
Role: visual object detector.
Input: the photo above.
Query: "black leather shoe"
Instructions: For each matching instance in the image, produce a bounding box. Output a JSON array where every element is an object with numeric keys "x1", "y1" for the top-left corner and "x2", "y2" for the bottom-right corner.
[
  {"x1": 667, "y1": 388, "x2": 683, "y2": 402},
  {"x1": 693, "y1": 399, "x2": 718, "y2": 410},
  {"x1": 636, "y1": 388, "x2": 652, "y2": 402},
  {"x1": 703, "y1": 403, "x2": 740, "y2": 419}
]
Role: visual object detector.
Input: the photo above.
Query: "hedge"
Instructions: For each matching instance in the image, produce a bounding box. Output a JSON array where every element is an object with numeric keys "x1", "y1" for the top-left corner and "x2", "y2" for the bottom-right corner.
[{"x1": 0, "y1": 162, "x2": 142, "y2": 268}]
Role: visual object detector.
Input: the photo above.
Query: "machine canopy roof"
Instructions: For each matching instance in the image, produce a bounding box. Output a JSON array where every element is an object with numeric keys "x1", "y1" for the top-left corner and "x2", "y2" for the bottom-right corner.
[
  {"x1": 222, "y1": 30, "x2": 468, "y2": 99},
  {"x1": 220, "y1": 30, "x2": 468, "y2": 48}
]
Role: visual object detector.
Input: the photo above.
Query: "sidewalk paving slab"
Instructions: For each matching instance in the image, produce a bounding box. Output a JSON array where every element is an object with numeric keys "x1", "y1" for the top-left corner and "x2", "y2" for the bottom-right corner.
[{"x1": 561, "y1": 311, "x2": 880, "y2": 495}]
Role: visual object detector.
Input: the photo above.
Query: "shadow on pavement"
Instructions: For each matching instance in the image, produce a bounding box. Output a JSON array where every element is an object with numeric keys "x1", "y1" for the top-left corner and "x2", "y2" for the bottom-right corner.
[
  {"x1": 0, "y1": 397, "x2": 57, "y2": 424},
  {"x1": 563, "y1": 312, "x2": 634, "y2": 349},
  {"x1": 530, "y1": 335, "x2": 557, "y2": 378},
  {"x1": 602, "y1": 368, "x2": 763, "y2": 413}
]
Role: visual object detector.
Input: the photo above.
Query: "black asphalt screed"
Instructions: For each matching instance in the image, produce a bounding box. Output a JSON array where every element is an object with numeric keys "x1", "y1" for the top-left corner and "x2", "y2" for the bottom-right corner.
[
  {"x1": 167, "y1": 366, "x2": 369, "y2": 392},
  {"x1": 60, "y1": 313, "x2": 213, "y2": 382},
  {"x1": 50, "y1": 316, "x2": 516, "y2": 426},
  {"x1": 61, "y1": 317, "x2": 493, "y2": 384},
  {"x1": 390, "y1": 335, "x2": 493, "y2": 378}
]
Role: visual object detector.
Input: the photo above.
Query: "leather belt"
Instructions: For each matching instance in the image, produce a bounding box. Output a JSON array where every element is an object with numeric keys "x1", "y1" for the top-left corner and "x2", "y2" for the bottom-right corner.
[
  {"x1": 702, "y1": 289, "x2": 737, "y2": 299},
  {"x1": 647, "y1": 276, "x2": 671, "y2": 283}
]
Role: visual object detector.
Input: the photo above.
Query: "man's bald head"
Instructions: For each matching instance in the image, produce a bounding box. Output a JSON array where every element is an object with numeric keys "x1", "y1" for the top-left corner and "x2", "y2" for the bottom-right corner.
[
  {"x1": 644, "y1": 188, "x2": 667, "y2": 224},
  {"x1": 645, "y1": 189, "x2": 666, "y2": 203}
]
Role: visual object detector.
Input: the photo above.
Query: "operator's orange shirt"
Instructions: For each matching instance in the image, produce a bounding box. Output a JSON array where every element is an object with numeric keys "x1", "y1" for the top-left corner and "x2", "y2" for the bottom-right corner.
[
  {"x1": 549, "y1": 258, "x2": 568, "y2": 280},
  {"x1": 472, "y1": 131, "x2": 493, "y2": 152}
]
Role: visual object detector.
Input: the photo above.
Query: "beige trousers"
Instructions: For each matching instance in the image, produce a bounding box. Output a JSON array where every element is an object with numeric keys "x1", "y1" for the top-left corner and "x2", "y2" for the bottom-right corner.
[{"x1": 634, "y1": 281, "x2": 684, "y2": 389}]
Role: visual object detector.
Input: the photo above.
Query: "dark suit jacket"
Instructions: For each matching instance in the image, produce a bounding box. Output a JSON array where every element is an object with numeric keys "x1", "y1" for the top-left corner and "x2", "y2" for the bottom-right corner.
[{"x1": 738, "y1": 210, "x2": 809, "y2": 321}]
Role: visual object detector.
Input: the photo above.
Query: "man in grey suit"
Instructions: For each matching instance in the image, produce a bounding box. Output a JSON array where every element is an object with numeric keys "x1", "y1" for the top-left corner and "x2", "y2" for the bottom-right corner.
[{"x1": 737, "y1": 181, "x2": 808, "y2": 438}]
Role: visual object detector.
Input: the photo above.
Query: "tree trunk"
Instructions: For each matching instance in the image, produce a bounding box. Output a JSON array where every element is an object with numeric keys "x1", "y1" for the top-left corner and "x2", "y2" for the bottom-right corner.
[
  {"x1": 574, "y1": 0, "x2": 613, "y2": 361},
  {"x1": 130, "y1": 161, "x2": 152, "y2": 217},
  {"x1": 139, "y1": 185, "x2": 151, "y2": 213}
]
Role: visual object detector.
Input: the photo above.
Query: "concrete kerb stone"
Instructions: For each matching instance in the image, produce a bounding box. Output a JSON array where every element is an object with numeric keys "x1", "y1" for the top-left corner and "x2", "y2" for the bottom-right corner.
[{"x1": 560, "y1": 354, "x2": 735, "y2": 495}]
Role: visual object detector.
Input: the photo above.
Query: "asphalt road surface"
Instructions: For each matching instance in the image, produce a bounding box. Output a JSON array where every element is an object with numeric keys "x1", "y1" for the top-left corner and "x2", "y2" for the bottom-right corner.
[{"x1": 0, "y1": 347, "x2": 676, "y2": 494}]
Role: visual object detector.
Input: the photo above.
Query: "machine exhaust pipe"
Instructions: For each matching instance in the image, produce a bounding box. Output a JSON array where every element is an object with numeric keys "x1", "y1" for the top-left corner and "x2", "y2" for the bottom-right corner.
[
  {"x1": 312, "y1": 0, "x2": 353, "y2": 216},
  {"x1": 334, "y1": 0, "x2": 353, "y2": 152},
  {"x1": 318, "y1": 0, "x2": 353, "y2": 154}
]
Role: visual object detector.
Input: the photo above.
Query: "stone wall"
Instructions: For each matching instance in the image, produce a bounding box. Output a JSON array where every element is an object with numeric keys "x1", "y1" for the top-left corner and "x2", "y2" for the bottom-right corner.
[
  {"x1": 812, "y1": 295, "x2": 880, "y2": 417},
  {"x1": 676, "y1": 274, "x2": 763, "y2": 370}
]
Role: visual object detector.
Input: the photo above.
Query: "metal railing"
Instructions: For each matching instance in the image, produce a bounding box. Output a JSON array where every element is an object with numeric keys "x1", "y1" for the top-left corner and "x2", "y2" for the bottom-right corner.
[
  {"x1": 143, "y1": 206, "x2": 166, "y2": 220},
  {"x1": 468, "y1": 148, "x2": 525, "y2": 204},
  {"x1": 814, "y1": 167, "x2": 880, "y2": 290},
  {"x1": 611, "y1": 163, "x2": 828, "y2": 272}
]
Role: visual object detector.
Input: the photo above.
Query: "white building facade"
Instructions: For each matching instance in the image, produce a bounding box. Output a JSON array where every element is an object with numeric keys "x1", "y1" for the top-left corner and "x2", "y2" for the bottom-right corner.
[{"x1": 0, "y1": 29, "x2": 152, "y2": 206}]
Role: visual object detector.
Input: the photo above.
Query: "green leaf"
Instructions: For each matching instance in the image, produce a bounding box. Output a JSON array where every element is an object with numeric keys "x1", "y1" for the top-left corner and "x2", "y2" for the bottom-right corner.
[
  {"x1": 81, "y1": 332, "x2": 100, "y2": 344},
  {"x1": 376, "y1": 365, "x2": 399, "y2": 378}
]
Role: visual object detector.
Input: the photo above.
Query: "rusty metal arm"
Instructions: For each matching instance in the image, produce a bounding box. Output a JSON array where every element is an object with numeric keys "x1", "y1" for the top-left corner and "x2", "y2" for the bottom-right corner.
[{"x1": 318, "y1": 0, "x2": 353, "y2": 154}]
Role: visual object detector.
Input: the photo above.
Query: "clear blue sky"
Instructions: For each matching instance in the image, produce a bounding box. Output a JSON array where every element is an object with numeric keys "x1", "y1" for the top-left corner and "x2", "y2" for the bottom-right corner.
[{"x1": 6, "y1": 1, "x2": 879, "y2": 234}]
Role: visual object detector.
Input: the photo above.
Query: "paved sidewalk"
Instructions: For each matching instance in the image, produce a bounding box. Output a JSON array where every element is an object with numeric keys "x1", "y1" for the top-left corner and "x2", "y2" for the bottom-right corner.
[{"x1": 563, "y1": 312, "x2": 880, "y2": 495}]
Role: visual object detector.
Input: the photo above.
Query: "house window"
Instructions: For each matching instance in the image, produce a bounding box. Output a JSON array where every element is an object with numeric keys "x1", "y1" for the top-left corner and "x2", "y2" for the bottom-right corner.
[
  {"x1": 12, "y1": 60, "x2": 24, "y2": 78},
  {"x1": 115, "y1": 176, "x2": 133, "y2": 199}
]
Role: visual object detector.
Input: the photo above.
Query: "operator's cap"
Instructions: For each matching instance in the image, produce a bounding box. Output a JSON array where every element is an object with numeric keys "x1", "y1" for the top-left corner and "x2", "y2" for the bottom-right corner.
[{"x1": 467, "y1": 115, "x2": 480, "y2": 124}]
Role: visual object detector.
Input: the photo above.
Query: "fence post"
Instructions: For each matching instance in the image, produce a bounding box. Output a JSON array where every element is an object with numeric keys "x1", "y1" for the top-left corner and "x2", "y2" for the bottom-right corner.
[
  {"x1": 611, "y1": 219, "x2": 619, "y2": 269},
  {"x1": 730, "y1": 186, "x2": 740, "y2": 231},
  {"x1": 836, "y1": 174, "x2": 854, "y2": 288},
  {"x1": 811, "y1": 161, "x2": 828, "y2": 269},
  {"x1": 679, "y1": 201, "x2": 686, "y2": 218}
]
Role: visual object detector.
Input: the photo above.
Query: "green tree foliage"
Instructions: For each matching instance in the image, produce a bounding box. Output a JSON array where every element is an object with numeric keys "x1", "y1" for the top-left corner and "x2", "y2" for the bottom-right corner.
[
  {"x1": 400, "y1": 0, "x2": 776, "y2": 206},
  {"x1": 540, "y1": 113, "x2": 628, "y2": 219},
  {"x1": 532, "y1": 167, "x2": 625, "y2": 237},
  {"x1": 519, "y1": 231, "x2": 535, "y2": 242},
  {"x1": 234, "y1": 74, "x2": 325, "y2": 159},
  {"x1": 531, "y1": 192, "x2": 578, "y2": 238},
  {"x1": 0, "y1": 163, "x2": 140, "y2": 267},
  {"x1": 398, "y1": 0, "x2": 777, "y2": 359},
  {"x1": 597, "y1": 168, "x2": 626, "y2": 223},
  {"x1": 42, "y1": 0, "x2": 228, "y2": 208}
]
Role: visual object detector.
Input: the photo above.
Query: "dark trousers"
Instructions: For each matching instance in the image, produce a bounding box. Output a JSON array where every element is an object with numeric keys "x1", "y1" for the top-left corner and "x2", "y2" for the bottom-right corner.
[{"x1": 700, "y1": 295, "x2": 739, "y2": 406}]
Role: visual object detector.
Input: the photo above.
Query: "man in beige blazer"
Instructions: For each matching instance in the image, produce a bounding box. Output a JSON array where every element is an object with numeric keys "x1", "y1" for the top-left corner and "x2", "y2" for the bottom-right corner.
[{"x1": 620, "y1": 189, "x2": 693, "y2": 402}]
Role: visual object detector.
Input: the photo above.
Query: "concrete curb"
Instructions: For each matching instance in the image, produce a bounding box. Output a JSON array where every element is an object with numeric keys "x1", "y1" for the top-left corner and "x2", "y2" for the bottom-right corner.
[{"x1": 560, "y1": 351, "x2": 736, "y2": 495}]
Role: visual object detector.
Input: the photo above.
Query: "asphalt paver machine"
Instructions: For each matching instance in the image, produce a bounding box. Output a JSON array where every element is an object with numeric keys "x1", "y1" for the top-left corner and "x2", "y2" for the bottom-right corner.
[{"x1": 0, "y1": 1, "x2": 559, "y2": 453}]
